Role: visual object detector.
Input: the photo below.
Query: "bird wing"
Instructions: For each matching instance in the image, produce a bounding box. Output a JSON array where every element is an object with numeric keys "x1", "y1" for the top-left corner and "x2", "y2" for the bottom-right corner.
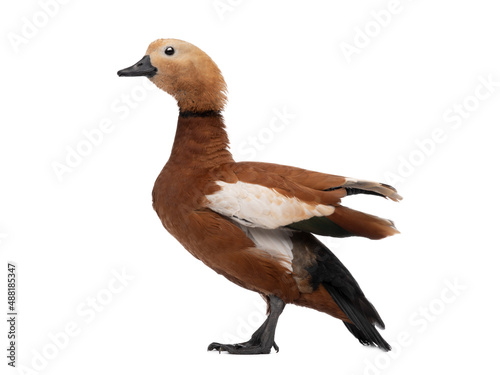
[
  {"x1": 204, "y1": 162, "x2": 401, "y2": 240},
  {"x1": 237, "y1": 161, "x2": 402, "y2": 202}
]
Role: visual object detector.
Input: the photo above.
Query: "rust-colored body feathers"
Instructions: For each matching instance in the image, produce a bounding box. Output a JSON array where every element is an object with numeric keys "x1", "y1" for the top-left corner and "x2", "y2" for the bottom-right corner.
[{"x1": 152, "y1": 114, "x2": 397, "y2": 320}]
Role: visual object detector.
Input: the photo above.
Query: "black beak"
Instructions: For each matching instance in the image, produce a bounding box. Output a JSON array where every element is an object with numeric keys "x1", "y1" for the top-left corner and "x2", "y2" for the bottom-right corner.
[{"x1": 117, "y1": 55, "x2": 157, "y2": 78}]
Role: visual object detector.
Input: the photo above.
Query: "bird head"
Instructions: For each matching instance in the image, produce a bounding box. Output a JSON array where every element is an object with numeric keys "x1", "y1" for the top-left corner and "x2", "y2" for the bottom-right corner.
[{"x1": 118, "y1": 39, "x2": 227, "y2": 113}]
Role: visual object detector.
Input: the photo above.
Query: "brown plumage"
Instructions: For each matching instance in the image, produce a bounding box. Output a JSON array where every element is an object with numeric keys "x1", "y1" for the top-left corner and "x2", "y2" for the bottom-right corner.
[{"x1": 118, "y1": 38, "x2": 401, "y2": 354}]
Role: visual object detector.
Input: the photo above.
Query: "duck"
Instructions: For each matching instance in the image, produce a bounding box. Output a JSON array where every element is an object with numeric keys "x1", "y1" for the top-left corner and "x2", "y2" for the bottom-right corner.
[{"x1": 117, "y1": 38, "x2": 401, "y2": 354}]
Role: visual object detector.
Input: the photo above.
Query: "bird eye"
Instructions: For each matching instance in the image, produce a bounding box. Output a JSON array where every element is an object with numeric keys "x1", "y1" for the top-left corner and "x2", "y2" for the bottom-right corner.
[{"x1": 165, "y1": 46, "x2": 175, "y2": 56}]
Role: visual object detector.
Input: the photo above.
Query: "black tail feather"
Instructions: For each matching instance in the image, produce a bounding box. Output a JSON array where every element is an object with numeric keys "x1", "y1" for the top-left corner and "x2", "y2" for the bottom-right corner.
[
  {"x1": 302, "y1": 234, "x2": 391, "y2": 351},
  {"x1": 343, "y1": 322, "x2": 391, "y2": 351},
  {"x1": 324, "y1": 284, "x2": 391, "y2": 351}
]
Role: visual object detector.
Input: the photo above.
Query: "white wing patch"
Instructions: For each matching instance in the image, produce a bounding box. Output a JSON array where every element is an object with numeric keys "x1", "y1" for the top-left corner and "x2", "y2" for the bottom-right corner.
[
  {"x1": 205, "y1": 181, "x2": 334, "y2": 229},
  {"x1": 239, "y1": 226, "x2": 294, "y2": 272}
]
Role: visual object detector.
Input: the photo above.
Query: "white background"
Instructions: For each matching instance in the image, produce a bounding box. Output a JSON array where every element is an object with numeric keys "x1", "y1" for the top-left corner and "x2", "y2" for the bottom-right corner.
[{"x1": 2, "y1": 0, "x2": 500, "y2": 374}]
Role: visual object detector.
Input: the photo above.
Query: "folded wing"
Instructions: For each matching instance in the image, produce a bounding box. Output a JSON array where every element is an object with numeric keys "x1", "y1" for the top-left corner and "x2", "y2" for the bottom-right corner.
[{"x1": 204, "y1": 162, "x2": 401, "y2": 240}]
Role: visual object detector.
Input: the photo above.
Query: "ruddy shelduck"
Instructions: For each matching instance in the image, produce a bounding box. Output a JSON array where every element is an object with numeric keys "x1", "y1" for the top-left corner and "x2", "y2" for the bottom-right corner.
[{"x1": 118, "y1": 39, "x2": 401, "y2": 354}]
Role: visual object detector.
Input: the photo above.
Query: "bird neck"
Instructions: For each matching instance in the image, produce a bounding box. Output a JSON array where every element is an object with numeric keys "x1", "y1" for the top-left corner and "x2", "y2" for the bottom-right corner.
[
  {"x1": 167, "y1": 111, "x2": 234, "y2": 168},
  {"x1": 173, "y1": 88, "x2": 227, "y2": 113}
]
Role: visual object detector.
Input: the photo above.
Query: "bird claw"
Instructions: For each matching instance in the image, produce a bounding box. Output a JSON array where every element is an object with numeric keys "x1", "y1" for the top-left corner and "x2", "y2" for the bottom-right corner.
[
  {"x1": 273, "y1": 341, "x2": 280, "y2": 353},
  {"x1": 207, "y1": 341, "x2": 279, "y2": 355}
]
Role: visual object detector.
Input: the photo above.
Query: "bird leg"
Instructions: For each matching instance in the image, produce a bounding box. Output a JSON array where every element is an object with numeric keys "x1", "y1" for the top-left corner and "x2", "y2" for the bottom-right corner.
[{"x1": 208, "y1": 295, "x2": 285, "y2": 354}]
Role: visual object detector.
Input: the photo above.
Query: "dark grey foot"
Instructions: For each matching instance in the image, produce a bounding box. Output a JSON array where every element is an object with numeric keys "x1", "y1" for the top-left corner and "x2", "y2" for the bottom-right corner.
[
  {"x1": 207, "y1": 295, "x2": 285, "y2": 355},
  {"x1": 207, "y1": 341, "x2": 279, "y2": 354}
]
